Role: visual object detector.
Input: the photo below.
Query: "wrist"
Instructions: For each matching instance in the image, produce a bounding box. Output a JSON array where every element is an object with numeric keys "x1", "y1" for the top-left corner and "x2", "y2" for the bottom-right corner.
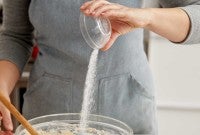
[
  {"x1": 144, "y1": 8, "x2": 155, "y2": 29},
  {"x1": 128, "y1": 8, "x2": 155, "y2": 29},
  {"x1": 0, "y1": 81, "x2": 12, "y2": 96}
]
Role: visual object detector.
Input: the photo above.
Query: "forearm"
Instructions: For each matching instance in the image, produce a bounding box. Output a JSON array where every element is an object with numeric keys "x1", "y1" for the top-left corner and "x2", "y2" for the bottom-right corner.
[
  {"x1": 146, "y1": 8, "x2": 190, "y2": 43},
  {"x1": 0, "y1": 61, "x2": 20, "y2": 95}
]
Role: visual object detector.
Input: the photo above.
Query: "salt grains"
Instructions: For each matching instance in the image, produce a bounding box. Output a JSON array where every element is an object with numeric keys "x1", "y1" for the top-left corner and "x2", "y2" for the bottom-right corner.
[{"x1": 80, "y1": 49, "x2": 99, "y2": 130}]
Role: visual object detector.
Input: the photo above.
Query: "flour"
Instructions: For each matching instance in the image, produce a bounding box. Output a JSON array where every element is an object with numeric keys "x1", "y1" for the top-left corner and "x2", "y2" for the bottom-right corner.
[
  {"x1": 80, "y1": 49, "x2": 99, "y2": 130},
  {"x1": 19, "y1": 123, "x2": 113, "y2": 135}
]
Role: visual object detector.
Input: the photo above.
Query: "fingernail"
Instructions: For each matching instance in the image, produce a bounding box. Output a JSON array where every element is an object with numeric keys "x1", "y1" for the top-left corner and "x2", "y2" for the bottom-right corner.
[
  {"x1": 80, "y1": 5, "x2": 85, "y2": 9},
  {"x1": 101, "y1": 47, "x2": 107, "y2": 51},
  {"x1": 81, "y1": 3, "x2": 86, "y2": 8},
  {"x1": 8, "y1": 123, "x2": 13, "y2": 131}
]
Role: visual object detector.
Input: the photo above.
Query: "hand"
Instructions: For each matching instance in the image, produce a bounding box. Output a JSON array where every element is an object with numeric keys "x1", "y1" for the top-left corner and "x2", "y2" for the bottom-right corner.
[
  {"x1": 80, "y1": 0, "x2": 152, "y2": 51},
  {"x1": 0, "y1": 90, "x2": 13, "y2": 131},
  {"x1": 0, "y1": 131, "x2": 13, "y2": 135},
  {"x1": 0, "y1": 61, "x2": 20, "y2": 131}
]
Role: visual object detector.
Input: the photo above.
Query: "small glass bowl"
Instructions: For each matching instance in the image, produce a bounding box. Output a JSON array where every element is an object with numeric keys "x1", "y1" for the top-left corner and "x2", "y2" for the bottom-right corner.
[{"x1": 80, "y1": 13, "x2": 111, "y2": 49}]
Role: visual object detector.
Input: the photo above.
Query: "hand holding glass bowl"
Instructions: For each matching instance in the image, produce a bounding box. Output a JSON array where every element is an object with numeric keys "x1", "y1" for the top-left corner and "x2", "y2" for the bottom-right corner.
[{"x1": 80, "y1": 0, "x2": 152, "y2": 51}]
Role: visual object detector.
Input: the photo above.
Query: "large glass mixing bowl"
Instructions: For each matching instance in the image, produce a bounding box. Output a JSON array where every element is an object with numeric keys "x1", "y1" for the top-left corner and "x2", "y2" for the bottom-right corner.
[{"x1": 15, "y1": 113, "x2": 133, "y2": 135}]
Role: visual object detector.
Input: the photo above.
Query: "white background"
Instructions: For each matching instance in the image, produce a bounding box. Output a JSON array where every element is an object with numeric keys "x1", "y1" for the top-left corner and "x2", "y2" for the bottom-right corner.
[{"x1": 149, "y1": 33, "x2": 200, "y2": 135}]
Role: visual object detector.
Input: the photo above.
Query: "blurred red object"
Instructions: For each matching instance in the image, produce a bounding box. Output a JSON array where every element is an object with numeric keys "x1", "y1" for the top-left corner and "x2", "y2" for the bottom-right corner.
[
  {"x1": 0, "y1": 131, "x2": 13, "y2": 135},
  {"x1": 31, "y1": 45, "x2": 39, "y2": 60}
]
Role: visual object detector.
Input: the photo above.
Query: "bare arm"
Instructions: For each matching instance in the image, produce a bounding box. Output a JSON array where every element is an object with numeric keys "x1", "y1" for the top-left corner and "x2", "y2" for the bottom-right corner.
[
  {"x1": 146, "y1": 8, "x2": 190, "y2": 43},
  {"x1": 81, "y1": 0, "x2": 200, "y2": 50},
  {"x1": 0, "y1": 0, "x2": 33, "y2": 131},
  {"x1": 0, "y1": 61, "x2": 20, "y2": 131},
  {"x1": 0, "y1": 61, "x2": 20, "y2": 95}
]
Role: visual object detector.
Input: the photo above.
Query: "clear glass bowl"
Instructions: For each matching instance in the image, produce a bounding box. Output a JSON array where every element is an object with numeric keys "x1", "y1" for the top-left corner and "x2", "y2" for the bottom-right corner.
[
  {"x1": 15, "y1": 113, "x2": 133, "y2": 135},
  {"x1": 80, "y1": 13, "x2": 111, "y2": 50}
]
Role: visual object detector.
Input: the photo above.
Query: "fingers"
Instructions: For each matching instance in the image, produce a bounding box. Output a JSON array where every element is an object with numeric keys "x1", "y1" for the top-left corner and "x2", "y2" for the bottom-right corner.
[
  {"x1": 93, "y1": 4, "x2": 121, "y2": 17},
  {"x1": 80, "y1": 0, "x2": 94, "y2": 10},
  {"x1": 101, "y1": 9, "x2": 127, "y2": 20},
  {"x1": 101, "y1": 31, "x2": 120, "y2": 51},
  {"x1": 0, "y1": 96, "x2": 13, "y2": 131},
  {"x1": 1, "y1": 109, "x2": 13, "y2": 131},
  {"x1": 81, "y1": 0, "x2": 128, "y2": 19},
  {"x1": 0, "y1": 131, "x2": 13, "y2": 135},
  {"x1": 81, "y1": 0, "x2": 111, "y2": 16},
  {"x1": 81, "y1": 0, "x2": 110, "y2": 12}
]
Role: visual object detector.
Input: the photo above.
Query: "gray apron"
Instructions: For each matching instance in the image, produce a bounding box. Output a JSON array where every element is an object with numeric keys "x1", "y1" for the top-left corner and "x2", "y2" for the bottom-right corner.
[{"x1": 23, "y1": 0, "x2": 157, "y2": 134}]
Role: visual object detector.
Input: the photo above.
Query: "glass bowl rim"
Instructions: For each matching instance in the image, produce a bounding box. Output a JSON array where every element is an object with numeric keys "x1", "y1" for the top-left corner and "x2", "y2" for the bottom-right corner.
[{"x1": 15, "y1": 113, "x2": 133, "y2": 135}]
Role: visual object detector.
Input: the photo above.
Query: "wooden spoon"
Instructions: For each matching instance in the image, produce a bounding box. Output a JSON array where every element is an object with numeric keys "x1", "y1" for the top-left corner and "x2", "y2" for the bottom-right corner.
[{"x1": 0, "y1": 91, "x2": 38, "y2": 135}]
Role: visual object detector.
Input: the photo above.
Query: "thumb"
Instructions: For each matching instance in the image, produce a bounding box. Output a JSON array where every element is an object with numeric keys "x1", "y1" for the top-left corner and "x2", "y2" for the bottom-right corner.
[
  {"x1": 101, "y1": 31, "x2": 120, "y2": 51},
  {"x1": 0, "y1": 104, "x2": 13, "y2": 131}
]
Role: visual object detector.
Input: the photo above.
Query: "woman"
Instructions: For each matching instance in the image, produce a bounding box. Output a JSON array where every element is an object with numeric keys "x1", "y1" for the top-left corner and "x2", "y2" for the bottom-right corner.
[{"x1": 0, "y1": 0, "x2": 200, "y2": 134}]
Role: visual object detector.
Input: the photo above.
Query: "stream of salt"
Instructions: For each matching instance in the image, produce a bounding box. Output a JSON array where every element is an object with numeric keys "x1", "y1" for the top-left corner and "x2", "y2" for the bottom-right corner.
[{"x1": 80, "y1": 49, "x2": 99, "y2": 130}]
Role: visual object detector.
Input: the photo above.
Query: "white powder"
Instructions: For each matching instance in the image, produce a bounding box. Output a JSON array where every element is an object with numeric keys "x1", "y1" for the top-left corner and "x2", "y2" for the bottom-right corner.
[{"x1": 80, "y1": 49, "x2": 99, "y2": 130}]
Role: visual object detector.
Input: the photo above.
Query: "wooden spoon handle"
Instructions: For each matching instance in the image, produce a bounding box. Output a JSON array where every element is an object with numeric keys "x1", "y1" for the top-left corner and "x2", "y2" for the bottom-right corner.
[{"x1": 0, "y1": 91, "x2": 38, "y2": 135}]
